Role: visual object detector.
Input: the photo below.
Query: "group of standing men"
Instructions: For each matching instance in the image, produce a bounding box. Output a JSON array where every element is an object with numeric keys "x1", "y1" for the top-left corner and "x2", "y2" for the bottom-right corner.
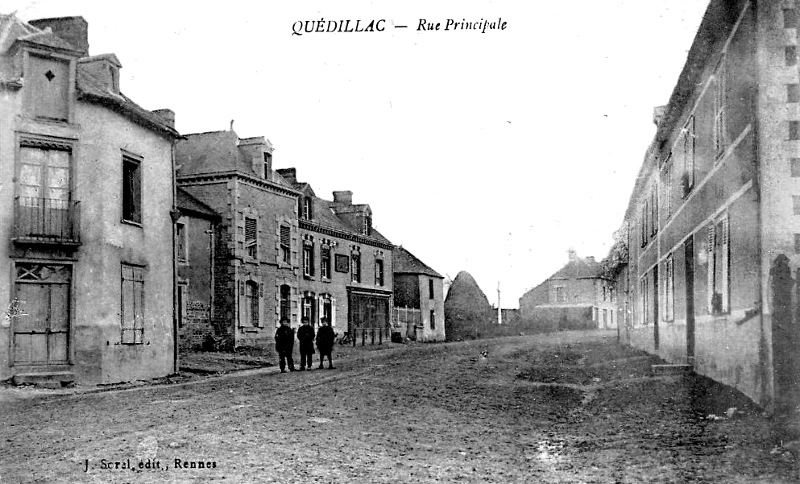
[{"x1": 274, "y1": 319, "x2": 337, "y2": 373}]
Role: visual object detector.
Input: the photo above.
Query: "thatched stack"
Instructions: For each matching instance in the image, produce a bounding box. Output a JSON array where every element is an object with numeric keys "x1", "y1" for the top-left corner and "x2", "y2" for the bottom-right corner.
[{"x1": 444, "y1": 271, "x2": 493, "y2": 341}]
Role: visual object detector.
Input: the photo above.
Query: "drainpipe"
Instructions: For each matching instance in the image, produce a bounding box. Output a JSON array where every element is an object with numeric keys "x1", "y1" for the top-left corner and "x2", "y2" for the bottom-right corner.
[{"x1": 170, "y1": 142, "x2": 180, "y2": 375}]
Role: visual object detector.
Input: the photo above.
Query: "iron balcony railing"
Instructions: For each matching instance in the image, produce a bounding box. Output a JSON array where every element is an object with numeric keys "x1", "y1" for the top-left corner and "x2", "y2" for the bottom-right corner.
[{"x1": 14, "y1": 196, "x2": 81, "y2": 245}]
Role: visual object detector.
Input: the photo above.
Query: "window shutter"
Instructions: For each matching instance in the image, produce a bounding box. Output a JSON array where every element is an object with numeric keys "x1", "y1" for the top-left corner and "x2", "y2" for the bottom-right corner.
[
  {"x1": 707, "y1": 224, "x2": 715, "y2": 313},
  {"x1": 721, "y1": 216, "x2": 730, "y2": 312},
  {"x1": 280, "y1": 225, "x2": 290, "y2": 246}
]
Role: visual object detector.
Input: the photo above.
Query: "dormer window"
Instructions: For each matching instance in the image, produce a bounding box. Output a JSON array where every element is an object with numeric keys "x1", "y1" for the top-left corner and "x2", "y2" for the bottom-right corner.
[
  {"x1": 363, "y1": 214, "x2": 372, "y2": 236},
  {"x1": 302, "y1": 197, "x2": 313, "y2": 220},
  {"x1": 108, "y1": 65, "x2": 119, "y2": 93},
  {"x1": 263, "y1": 152, "x2": 272, "y2": 178},
  {"x1": 27, "y1": 54, "x2": 70, "y2": 121}
]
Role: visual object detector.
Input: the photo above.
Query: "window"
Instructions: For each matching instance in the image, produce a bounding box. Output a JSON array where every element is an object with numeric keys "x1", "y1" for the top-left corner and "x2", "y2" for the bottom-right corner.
[
  {"x1": 785, "y1": 8, "x2": 797, "y2": 28},
  {"x1": 303, "y1": 243, "x2": 314, "y2": 277},
  {"x1": 321, "y1": 246, "x2": 331, "y2": 279},
  {"x1": 792, "y1": 159, "x2": 800, "y2": 177},
  {"x1": 795, "y1": 234, "x2": 800, "y2": 254},
  {"x1": 122, "y1": 155, "x2": 142, "y2": 224},
  {"x1": 794, "y1": 196, "x2": 800, "y2": 215},
  {"x1": 603, "y1": 309, "x2": 608, "y2": 325},
  {"x1": 280, "y1": 284, "x2": 291, "y2": 322},
  {"x1": 787, "y1": 46, "x2": 797, "y2": 66},
  {"x1": 664, "y1": 254, "x2": 674, "y2": 322},
  {"x1": 245, "y1": 218, "x2": 257, "y2": 258},
  {"x1": 262, "y1": 152, "x2": 272, "y2": 178},
  {"x1": 244, "y1": 281, "x2": 259, "y2": 327},
  {"x1": 301, "y1": 197, "x2": 313, "y2": 220},
  {"x1": 430, "y1": 310, "x2": 436, "y2": 330},
  {"x1": 791, "y1": 121, "x2": 800, "y2": 140},
  {"x1": 555, "y1": 286, "x2": 566, "y2": 303},
  {"x1": 641, "y1": 275, "x2": 650, "y2": 326},
  {"x1": 302, "y1": 295, "x2": 314, "y2": 323},
  {"x1": 602, "y1": 286, "x2": 607, "y2": 302},
  {"x1": 280, "y1": 225, "x2": 290, "y2": 263},
  {"x1": 650, "y1": 189, "x2": 658, "y2": 236},
  {"x1": 121, "y1": 264, "x2": 145, "y2": 344},
  {"x1": 351, "y1": 253, "x2": 361, "y2": 283},
  {"x1": 682, "y1": 116, "x2": 696, "y2": 195},
  {"x1": 176, "y1": 222, "x2": 188, "y2": 263},
  {"x1": 375, "y1": 259, "x2": 384, "y2": 286},
  {"x1": 714, "y1": 59, "x2": 726, "y2": 156},
  {"x1": 707, "y1": 216, "x2": 730, "y2": 314},
  {"x1": 363, "y1": 215, "x2": 372, "y2": 236},
  {"x1": 640, "y1": 204, "x2": 648, "y2": 248},
  {"x1": 429, "y1": 278, "x2": 434, "y2": 299},
  {"x1": 663, "y1": 160, "x2": 673, "y2": 219},
  {"x1": 322, "y1": 297, "x2": 333, "y2": 324},
  {"x1": 789, "y1": 84, "x2": 800, "y2": 103}
]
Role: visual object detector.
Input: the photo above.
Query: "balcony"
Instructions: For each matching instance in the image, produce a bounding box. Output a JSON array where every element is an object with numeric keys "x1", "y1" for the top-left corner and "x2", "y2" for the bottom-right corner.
[{"x1": 13, "y1": 197, "x2": 81, "y2": 246}]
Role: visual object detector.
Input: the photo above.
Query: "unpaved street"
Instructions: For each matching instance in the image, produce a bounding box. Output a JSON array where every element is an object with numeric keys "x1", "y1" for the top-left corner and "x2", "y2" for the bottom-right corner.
[{"x1": 1, "y1": 331, "x2": 798, "y2": 483}]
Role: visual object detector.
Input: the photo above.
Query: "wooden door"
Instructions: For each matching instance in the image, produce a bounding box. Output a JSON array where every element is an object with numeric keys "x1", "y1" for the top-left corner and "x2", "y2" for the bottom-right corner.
[{"x1": 12, "y1": 264, "x2": 71, "y2": 365}]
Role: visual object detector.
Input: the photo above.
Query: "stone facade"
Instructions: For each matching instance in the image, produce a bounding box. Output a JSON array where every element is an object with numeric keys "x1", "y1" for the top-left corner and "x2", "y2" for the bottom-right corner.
[
  {"x1": 0, "y1": 16, "x2": 179, "y2": 384},
  {"x1": 519, "y1": 251, "x2": 616, "y2": 331},
  {"x1": 393, "y1": 246, "x2": 445, "y2": 342},
  {"x1": 612, "y1": 0, "x2": 800, "y2": 411}
]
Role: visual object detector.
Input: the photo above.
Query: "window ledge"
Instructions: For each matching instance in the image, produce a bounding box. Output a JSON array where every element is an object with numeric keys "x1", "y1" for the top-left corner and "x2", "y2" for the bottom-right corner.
[{"x1": 121, "y1": 219, "x2": 143, "y2": 228}]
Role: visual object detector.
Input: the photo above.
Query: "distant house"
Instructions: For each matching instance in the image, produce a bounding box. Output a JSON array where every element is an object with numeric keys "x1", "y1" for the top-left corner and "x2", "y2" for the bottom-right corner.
[
  {"x1": 392, "y1": 246, "x2": 445, "y2": 342},
  {"x1": 276, "y1": 168, "x2": 395, "y2": 341},
  {"x1": 0, "y1": 16, "x2": 180, "y2": 385},
  {"x1": 519, "y1": 249, "x2": 616, "y2": 331}
]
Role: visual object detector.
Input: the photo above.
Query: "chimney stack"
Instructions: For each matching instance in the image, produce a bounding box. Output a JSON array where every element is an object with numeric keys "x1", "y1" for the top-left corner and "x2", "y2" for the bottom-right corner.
[
  {"x1": 153, "y1": 109, "x2": 175, "y2": 129},
  {"x1": 568, "y1": 248, "x2": 578, "y2": 262},
  {"x1": 276, "y1": 168, "x2": 297, "y2": 184},
  {"x1": 333, "y1": 191, "x2": 353, "y2": 205},
  {"x1": 30, "y1": 17, "x2": 89, "y2": 55},
  {"x1": 653, "y1": 105, "x2": 667, "y2": 126}
]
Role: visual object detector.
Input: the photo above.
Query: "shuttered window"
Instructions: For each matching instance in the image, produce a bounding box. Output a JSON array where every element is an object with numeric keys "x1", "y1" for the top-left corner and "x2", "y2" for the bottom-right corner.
[
  {"x1": 280, "y1": 225, "x2": 290, "y2": 263},
  {"x1": 245, "y1": 217, "x2": 257, "y2": 258},
  {"x1": 708, "y1": 216, "x2": 730, "y2": 314},
  {"x1": 121, "y1": 264, "x2": 145, "y2": 344},
  {"x1": 122, "y1": 156, "x2": 142, "y2": 224}
]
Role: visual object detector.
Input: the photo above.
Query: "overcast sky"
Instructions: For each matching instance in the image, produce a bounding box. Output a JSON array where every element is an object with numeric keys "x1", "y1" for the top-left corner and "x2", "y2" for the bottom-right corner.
[{"x1": 7, "y1": 0, "x2": 709, "y2": 307}]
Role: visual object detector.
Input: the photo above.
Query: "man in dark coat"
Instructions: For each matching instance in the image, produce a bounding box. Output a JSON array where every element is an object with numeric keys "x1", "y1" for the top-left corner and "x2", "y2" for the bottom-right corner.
[
  {"x1": 274, "y1": 318, "x2": 296, "y2": 373},
  {"x1": 316, "y1": 321, "x2": 336, "y2": 369},
  {"x1": 297, "y1": 319, "x2": 315, "y2": 371}
]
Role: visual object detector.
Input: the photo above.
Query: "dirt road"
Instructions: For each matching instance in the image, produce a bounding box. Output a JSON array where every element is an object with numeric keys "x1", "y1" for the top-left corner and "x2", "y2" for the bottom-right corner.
[{"x1": 1, "y1": 330, "x2": 798, "y2": 483}]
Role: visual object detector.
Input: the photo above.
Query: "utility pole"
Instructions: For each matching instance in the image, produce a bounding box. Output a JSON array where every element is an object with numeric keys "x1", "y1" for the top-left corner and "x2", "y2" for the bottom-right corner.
[{"x1": 497, "y1": 281, "x2": 502, "y2": 325}]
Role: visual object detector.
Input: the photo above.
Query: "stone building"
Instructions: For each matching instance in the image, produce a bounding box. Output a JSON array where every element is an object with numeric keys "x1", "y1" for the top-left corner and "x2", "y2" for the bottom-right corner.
[
  {"x1": 276, "y1": 168, "x2": 394, "y2": 340},
  {"x1": 0, "y1": 16, "x2": 180, "y2": 385},
  {"x1": 392, "y1": 245, "x2": 445, "y2": 342},
  {"x1": 518, "y1": 250, "x2": 616, "y2": 331},
  {"x1": 614, "y1": 0, "x2": 800, "y2": 411},
  {"x1": 176, "y1": 130, "x2": 299, "y2": 350},
  {"x1": 175, "y1": 188, "x2": 220, "y2": 350}
]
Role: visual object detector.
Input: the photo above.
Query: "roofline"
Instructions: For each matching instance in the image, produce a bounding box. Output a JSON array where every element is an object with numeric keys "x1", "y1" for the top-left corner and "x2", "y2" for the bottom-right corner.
[{"x1": 77, "y1": 91, "x2": 180, "y2": 140}]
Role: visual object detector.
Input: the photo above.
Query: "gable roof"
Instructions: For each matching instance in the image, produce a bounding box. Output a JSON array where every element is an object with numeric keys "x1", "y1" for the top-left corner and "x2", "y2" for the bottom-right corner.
[
  {"x1": 76, "y1": 68, "x2": 180, "y2": 139},
  {"x1": 177, "y1": 187, "x2": 219, "y2": 219},
  {"x1": 393, "y1": 246, "x2": 443, "y2": 278},
  {"x1": 549, "y1": 257, "x2": 606, "y2": 280}
]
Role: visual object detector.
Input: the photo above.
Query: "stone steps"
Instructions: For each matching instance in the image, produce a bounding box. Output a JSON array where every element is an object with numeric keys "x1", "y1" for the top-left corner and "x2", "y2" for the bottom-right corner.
[{"x1": 12, "y1": 371, "x2": 75, "y2": 389}]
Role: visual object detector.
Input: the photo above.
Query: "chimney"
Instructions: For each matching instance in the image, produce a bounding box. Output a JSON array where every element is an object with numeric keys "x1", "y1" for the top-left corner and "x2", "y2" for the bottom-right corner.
[
  {"x1": 333, "y1": 191, "x2": 353, "y2": 205},
  {"x1": 30, "y1": 17, "x2": 89, "y2": 55},
  {"x1": 78, "y1": 54, "x2": 122, "y2": 93},
  {"x1": 152, "y1": 109, "x2": 175, "y2": 129},
  {"x1": 276, "y1": 168, "x2": 297, "y2": 184},
  {"x1": 568, "y1": 248, "x2": 577, "y2": 262},
  {"x1": 653, "y1": 105, "x2": 667, "y2": 126}
]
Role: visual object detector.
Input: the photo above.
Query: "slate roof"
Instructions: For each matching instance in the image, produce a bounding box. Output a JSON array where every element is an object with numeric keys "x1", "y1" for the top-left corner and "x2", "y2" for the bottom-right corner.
[
  {"x1": 0, "y1": 14, "x2": 179, "y2": 139},
  {"x1": 393, "y1": 246, "x2": 443, "y2": 278},
  {"x1": 306, "y1": 196, "x2": 393, "y2": 246},
  {"x1": 177, "y1": 188, "x2": 219, "y2": 219},
  {"x1": 549, "y1": 257, "x2": 606, "y2": 280},
  {"x1": 76, "y1": 68, "x2": 180, "y2": 139}
]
